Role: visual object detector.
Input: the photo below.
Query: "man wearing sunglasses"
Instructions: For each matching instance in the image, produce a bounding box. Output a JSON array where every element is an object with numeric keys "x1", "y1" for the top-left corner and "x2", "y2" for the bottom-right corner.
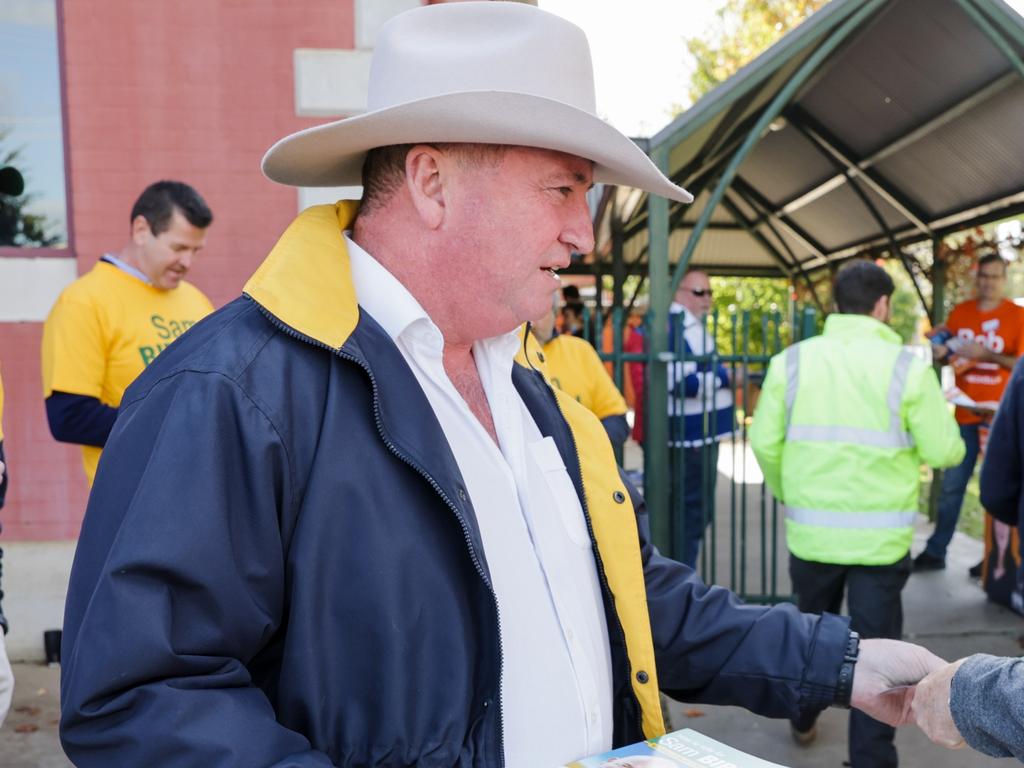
[{"x1": 668, "y1": 270, "x2": 733, "y2": 569}]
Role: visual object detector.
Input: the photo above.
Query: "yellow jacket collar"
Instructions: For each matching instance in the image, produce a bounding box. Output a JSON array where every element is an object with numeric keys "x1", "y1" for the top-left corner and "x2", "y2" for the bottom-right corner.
[{"x1": 244, "y1": 201, "x2": 361, "y2": 350}]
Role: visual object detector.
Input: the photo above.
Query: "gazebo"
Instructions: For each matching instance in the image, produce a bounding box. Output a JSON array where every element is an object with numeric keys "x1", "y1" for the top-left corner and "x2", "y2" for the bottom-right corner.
[{"x1": 584, "y1": 0, "x2": 1024, "y2": 557}]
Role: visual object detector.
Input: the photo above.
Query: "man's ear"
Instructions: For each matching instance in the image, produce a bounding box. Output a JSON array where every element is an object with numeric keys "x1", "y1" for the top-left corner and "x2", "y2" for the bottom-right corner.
[
  {"x1": 405, "y1": 145, "x2": 447, "y2": 230},
  {"x1": 130, "y1": 214, "x2": 151, "y2": 246},
  {"x1": 871, "y1": 294, "x2": 891, "y2": 322}
]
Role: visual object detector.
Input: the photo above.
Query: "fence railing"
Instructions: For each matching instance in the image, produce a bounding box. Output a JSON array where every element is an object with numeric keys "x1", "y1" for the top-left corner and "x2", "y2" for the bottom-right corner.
[{"x1": 576, "y1": 304, "x2": 819, "y2": 603}]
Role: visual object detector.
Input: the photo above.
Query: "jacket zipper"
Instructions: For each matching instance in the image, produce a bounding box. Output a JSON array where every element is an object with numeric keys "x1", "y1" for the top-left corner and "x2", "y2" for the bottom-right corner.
[{"x1": 254, "y1": 304, "x2": 506, "y2": 767}]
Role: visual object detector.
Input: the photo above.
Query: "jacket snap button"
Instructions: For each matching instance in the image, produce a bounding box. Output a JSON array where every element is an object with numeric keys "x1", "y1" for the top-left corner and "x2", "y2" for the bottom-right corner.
[
  {"x1": 482, "y1": 698, "x2": 492, "y2": 709},
  {"x1": 457, "y1": 488, "x2": 467, "y2": 502},
  {"x1": 636, "y1": 670, "x2": 649, "y2": 684},
  {"x1": 613, "y1": 490, "x2": 626, "y2": 504}
]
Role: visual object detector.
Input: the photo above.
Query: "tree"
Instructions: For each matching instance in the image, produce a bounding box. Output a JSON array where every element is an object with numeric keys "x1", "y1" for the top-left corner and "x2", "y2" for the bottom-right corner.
[
  {"x1": 709, "y1": 275, "x2": 793, "y2": 356},
  {"x1": 684, "y1": 0, "x2": 831, "y2": 104},
  {"x1": 883, "y1": 260, "x2": 925, "y2": 344},
  {"x1": 0, "y1": 132, "x2": 61, "y2": 247}
]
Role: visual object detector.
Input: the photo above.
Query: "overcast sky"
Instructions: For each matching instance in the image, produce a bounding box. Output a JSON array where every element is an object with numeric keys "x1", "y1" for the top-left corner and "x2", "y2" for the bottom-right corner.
[{"x1": 541, "y1": 0, "x2": 1024, "y2": 138}]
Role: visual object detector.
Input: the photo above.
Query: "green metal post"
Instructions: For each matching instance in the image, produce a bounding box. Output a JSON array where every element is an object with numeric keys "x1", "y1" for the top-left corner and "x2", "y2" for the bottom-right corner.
[
  {"x1": 957, "y1": 0, "x2": 1024, "y2": 78},
  {"x1": 800, "y1": 307, "x2": 818, "y2": 340},
  {"x1": 666, "y1": 0, "x2": 886, "y2": 299},
  {"x1": 646, "y1": 146, "x2": 673, "y2": 556},
  {"x1": 611, "y1": 205, "x2": 626, "y2": 391}
]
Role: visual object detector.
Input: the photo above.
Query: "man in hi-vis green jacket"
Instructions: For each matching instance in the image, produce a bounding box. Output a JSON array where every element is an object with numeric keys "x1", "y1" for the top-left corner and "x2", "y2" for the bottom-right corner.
[{"x1": 751, "y1": 260, "x2": 965, "y2": 768}]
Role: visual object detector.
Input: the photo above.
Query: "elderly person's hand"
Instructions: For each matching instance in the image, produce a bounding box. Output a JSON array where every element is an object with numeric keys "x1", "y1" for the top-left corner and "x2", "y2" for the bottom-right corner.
[
  {"x1": 911, "y1": 658, "x2": 969, "y2": 749},
  {"x1": 851, "y1": 639, "x2": 947, "y2": 727}
]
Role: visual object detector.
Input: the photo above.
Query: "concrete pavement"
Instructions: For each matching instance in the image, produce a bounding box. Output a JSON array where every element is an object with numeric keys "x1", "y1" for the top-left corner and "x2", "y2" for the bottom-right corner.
[{"x1": 666, "y1": 523, "x2": 1023, "y2": 767}]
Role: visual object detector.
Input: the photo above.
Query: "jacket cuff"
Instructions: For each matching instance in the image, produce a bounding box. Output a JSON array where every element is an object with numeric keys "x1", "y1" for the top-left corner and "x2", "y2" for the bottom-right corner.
[
  {"x1": 799, "y1": 612, "x2": 852, "y2": 712},
  {"x1": 950, "y1": 653, "x2": 1022, "y2": 758}
]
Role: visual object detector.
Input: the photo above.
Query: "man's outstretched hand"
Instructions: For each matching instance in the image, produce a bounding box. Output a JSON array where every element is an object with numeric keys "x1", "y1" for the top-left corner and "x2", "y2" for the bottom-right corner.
[
  {"x1": 850, "y1": 639, "x2": 947, "y2": 726},
  {"x1": 911, "y1": 658, "x2": 968, "y2": 749}
]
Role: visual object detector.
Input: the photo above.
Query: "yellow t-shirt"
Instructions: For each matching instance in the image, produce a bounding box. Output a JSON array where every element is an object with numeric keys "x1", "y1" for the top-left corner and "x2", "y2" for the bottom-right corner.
[
  {"x1": 517, "y1": 328, "x2": 628, "y2": 420},
  {"x1": 41, "y1": 260, "x2": 214, "y2": 483}
]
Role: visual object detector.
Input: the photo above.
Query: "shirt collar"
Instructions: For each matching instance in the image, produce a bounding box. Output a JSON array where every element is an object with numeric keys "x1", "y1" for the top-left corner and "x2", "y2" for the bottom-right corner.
[
  {"x1": 345, "y1": 232, "x2": 435, "y2": 344},
  {"x1": 670, "y1": 303, "x2": 698, "y2": 325},
  {"x1": 100, "y1": 253, "x2": 151, "y2": 285},
  {"x1": 823, "y1": 312, "x2": 901, "y2": 344}
]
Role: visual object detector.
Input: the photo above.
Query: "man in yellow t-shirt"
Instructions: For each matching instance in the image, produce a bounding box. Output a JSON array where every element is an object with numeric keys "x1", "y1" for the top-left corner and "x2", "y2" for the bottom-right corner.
[
  {"x1": 519, "y1": 301, "x2": 630, "y2": 453},
  {"x1": 41, "y1": 181, "x2": 214, "y2": 484}
]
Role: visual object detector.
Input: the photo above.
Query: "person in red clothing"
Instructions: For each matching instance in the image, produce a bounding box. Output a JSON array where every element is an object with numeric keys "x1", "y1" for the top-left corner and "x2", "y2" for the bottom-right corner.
[{"x1": 914, "y1": 254, "x2": 1024, "y2": 572}]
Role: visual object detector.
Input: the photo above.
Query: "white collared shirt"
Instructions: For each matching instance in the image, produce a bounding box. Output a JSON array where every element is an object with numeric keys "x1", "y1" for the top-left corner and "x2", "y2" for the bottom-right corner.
[
  {"x1": 667, "y1": 303, "x2": 733, "y2": 419},
  {"x1": 101, "y1": 253, "x2": 151, "y2": 284},
  {"x1": 346, "y1": 234, "x2": 613, "y2": 766}
]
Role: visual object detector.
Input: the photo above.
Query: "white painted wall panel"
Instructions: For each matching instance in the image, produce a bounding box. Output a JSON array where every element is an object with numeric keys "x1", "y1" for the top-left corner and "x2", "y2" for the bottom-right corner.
[
  {"x1": 0, "y1": 257, "x2": 77, "y2": 322},
  {"x1": 298, "y1": 185, "x2": 363, "y2": 213},
  {"x1": 294, "y1": 49, "x2": 372, "y2": 117},
  {"x1": 355, "y1": 0, "x2": 422, "y2": 49}
]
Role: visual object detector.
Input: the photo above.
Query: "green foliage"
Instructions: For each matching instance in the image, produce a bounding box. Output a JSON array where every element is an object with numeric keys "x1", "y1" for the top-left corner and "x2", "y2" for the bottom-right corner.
[
  {"x1": 0, "y1": 132, "x2": 61, "y2": 247},
  {"x1": 919, "y1": 471, "x2": 983, "y2": 541},
  {"x1": 709, "y1": 275, "x2": 794, "y2": 356},
  {"x1": 883, "y1": 260, "x2": 926, "y2": 343},
  {"x1": 684, "y1": 0, "x2": 831, "y2": 104}
]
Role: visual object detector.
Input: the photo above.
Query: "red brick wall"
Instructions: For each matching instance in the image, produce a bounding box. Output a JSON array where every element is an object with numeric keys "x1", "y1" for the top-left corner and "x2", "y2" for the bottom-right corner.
[
  {"x1": 1, "y1": 324, "x2": 88, "y2": 540},
  {"x1": 1, "y1": 0, "x2": 356, "y2": 540}
]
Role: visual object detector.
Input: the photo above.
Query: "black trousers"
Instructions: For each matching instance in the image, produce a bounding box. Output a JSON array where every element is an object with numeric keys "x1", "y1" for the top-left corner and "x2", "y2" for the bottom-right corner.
[{"x1": 789, "y1": 553, "x2": 911, "y2": 768}]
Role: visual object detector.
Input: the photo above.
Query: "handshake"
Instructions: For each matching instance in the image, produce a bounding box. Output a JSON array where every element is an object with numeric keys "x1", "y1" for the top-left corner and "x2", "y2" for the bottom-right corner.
[{"x1": 854, "y1": 639, "x2": 1019, "y2": 758}]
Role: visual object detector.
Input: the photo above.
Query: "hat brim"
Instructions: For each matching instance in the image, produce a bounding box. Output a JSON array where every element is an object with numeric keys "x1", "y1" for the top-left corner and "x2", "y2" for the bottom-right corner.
[{"x1": 262, "y1": 91, "x2": 692, "y2": 204}]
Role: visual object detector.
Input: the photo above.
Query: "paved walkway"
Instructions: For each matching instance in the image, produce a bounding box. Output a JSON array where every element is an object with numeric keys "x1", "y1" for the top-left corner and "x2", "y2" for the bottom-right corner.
[{"x1": 663, "y1": 522, "x2": 1023, "y2": 767}]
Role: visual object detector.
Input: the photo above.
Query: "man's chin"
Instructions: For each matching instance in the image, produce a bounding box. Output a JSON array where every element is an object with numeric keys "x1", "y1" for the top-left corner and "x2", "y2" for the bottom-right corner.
[{"x1": 159, "y1": 274, "x2": 185, "y2": 290}]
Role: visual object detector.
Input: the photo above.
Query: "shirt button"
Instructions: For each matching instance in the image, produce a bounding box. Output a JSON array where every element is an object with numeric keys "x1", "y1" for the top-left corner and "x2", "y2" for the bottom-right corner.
[
  {"x1": 636, "y1": 670, "x2": 649, "y2": 684},
  {"x1": 537, "y1": 352, "x2": 546, "y2": 363},
  {"x1": 613, "y1": 490, "x2": 626, "y2": 504}
]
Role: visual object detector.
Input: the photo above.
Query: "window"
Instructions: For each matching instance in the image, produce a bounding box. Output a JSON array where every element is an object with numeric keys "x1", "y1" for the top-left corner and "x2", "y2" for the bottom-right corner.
[{"x1": 0, "y1": 0, "x2": 68, "y2": 249}]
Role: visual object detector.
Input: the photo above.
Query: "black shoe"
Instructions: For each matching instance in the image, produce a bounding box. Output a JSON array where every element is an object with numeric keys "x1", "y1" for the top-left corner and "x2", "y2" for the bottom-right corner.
[
  {"x1": 913, "y1": 551, "x2": 946, "y2": 572},
  {"x1": 790, "y1": 722, "x2": 817, "y2": 746},
  {"x1": 969, "y1": 559, "x2": 984, "y2": 578}
]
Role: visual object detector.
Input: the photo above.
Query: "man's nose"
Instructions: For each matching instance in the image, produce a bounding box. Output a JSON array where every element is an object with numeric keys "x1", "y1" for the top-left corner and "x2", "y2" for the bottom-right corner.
[{"x1": 561, "y1": 197, "x2": 595, "y2": 255}]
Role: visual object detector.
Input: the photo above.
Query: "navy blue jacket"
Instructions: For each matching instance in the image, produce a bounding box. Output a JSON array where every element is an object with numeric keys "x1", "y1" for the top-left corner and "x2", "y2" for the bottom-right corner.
[
  {"x1": 981, "y1": 357, "x2": 1024, "y2": 528},
  {"x1": 60, "y1": 203, "x2": 850, "y2": 767}
]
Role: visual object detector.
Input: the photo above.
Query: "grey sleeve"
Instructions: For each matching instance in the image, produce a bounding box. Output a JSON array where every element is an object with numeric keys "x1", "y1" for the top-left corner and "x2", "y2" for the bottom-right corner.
[{"x1": 950, "y1": 654, "x2": 1024, "y2": 760}]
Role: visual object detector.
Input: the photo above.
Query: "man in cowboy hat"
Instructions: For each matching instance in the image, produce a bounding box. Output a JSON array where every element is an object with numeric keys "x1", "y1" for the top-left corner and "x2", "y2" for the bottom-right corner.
[{"x1": 60, "y1": 4, "x2": 942, "y2": 766}]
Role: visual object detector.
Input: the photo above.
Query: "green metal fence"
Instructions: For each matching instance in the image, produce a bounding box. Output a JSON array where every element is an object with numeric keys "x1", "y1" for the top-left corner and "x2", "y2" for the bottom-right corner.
[{"x1": 581, "y1": 304, "x2": 819, "y2": 604}]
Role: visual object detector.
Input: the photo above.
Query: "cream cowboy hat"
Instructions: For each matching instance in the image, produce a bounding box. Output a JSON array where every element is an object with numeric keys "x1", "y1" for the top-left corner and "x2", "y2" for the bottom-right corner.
[{"x1": 261, "y1": 1, "x2": 692, "y2": 203}]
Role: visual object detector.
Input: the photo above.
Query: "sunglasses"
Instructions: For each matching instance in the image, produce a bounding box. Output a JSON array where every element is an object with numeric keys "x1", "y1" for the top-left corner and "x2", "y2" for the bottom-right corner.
[{"x1": 686, "y1": 288, "x2": 713, "y2": 297}]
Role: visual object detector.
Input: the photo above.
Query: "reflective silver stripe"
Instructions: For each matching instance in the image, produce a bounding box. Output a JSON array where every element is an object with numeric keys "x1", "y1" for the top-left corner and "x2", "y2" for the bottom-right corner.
[
  {"x1": 784, "y1": 344, "x2": 800, "y2": 427},
  {"x1": 786, "y1": 507, "x2": 917, "y2": 529},
  {"x1": 888, "y1": 348, "x2": 915, "y2": 434},
  {"x1": 783, "y1": 344, "x2": 916, "y2": 449},
  {"x1": 785, "y1": 424, "x2": 914, "y2": 448}
]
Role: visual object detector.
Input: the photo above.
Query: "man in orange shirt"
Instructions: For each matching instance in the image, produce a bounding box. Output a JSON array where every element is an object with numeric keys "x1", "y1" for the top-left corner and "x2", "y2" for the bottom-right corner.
[{"x1": 915, "y1": 254, "x2": 1024, "y2": 572}]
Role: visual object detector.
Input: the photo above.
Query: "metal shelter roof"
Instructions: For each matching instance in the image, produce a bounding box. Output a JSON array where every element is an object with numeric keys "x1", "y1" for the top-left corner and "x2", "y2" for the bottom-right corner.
[
  {"x1": 619, "y1": 0, "x2": 1024, "y2": 548},
  {"x1": 593, "y1": 0, "x2": 1024, "y2": 287}
]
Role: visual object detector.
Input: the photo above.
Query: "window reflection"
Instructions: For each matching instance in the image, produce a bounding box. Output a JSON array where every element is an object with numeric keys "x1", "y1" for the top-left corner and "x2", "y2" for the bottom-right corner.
[{"x1": 0, "y1": 0, "x2": 68, "y2": 248}]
